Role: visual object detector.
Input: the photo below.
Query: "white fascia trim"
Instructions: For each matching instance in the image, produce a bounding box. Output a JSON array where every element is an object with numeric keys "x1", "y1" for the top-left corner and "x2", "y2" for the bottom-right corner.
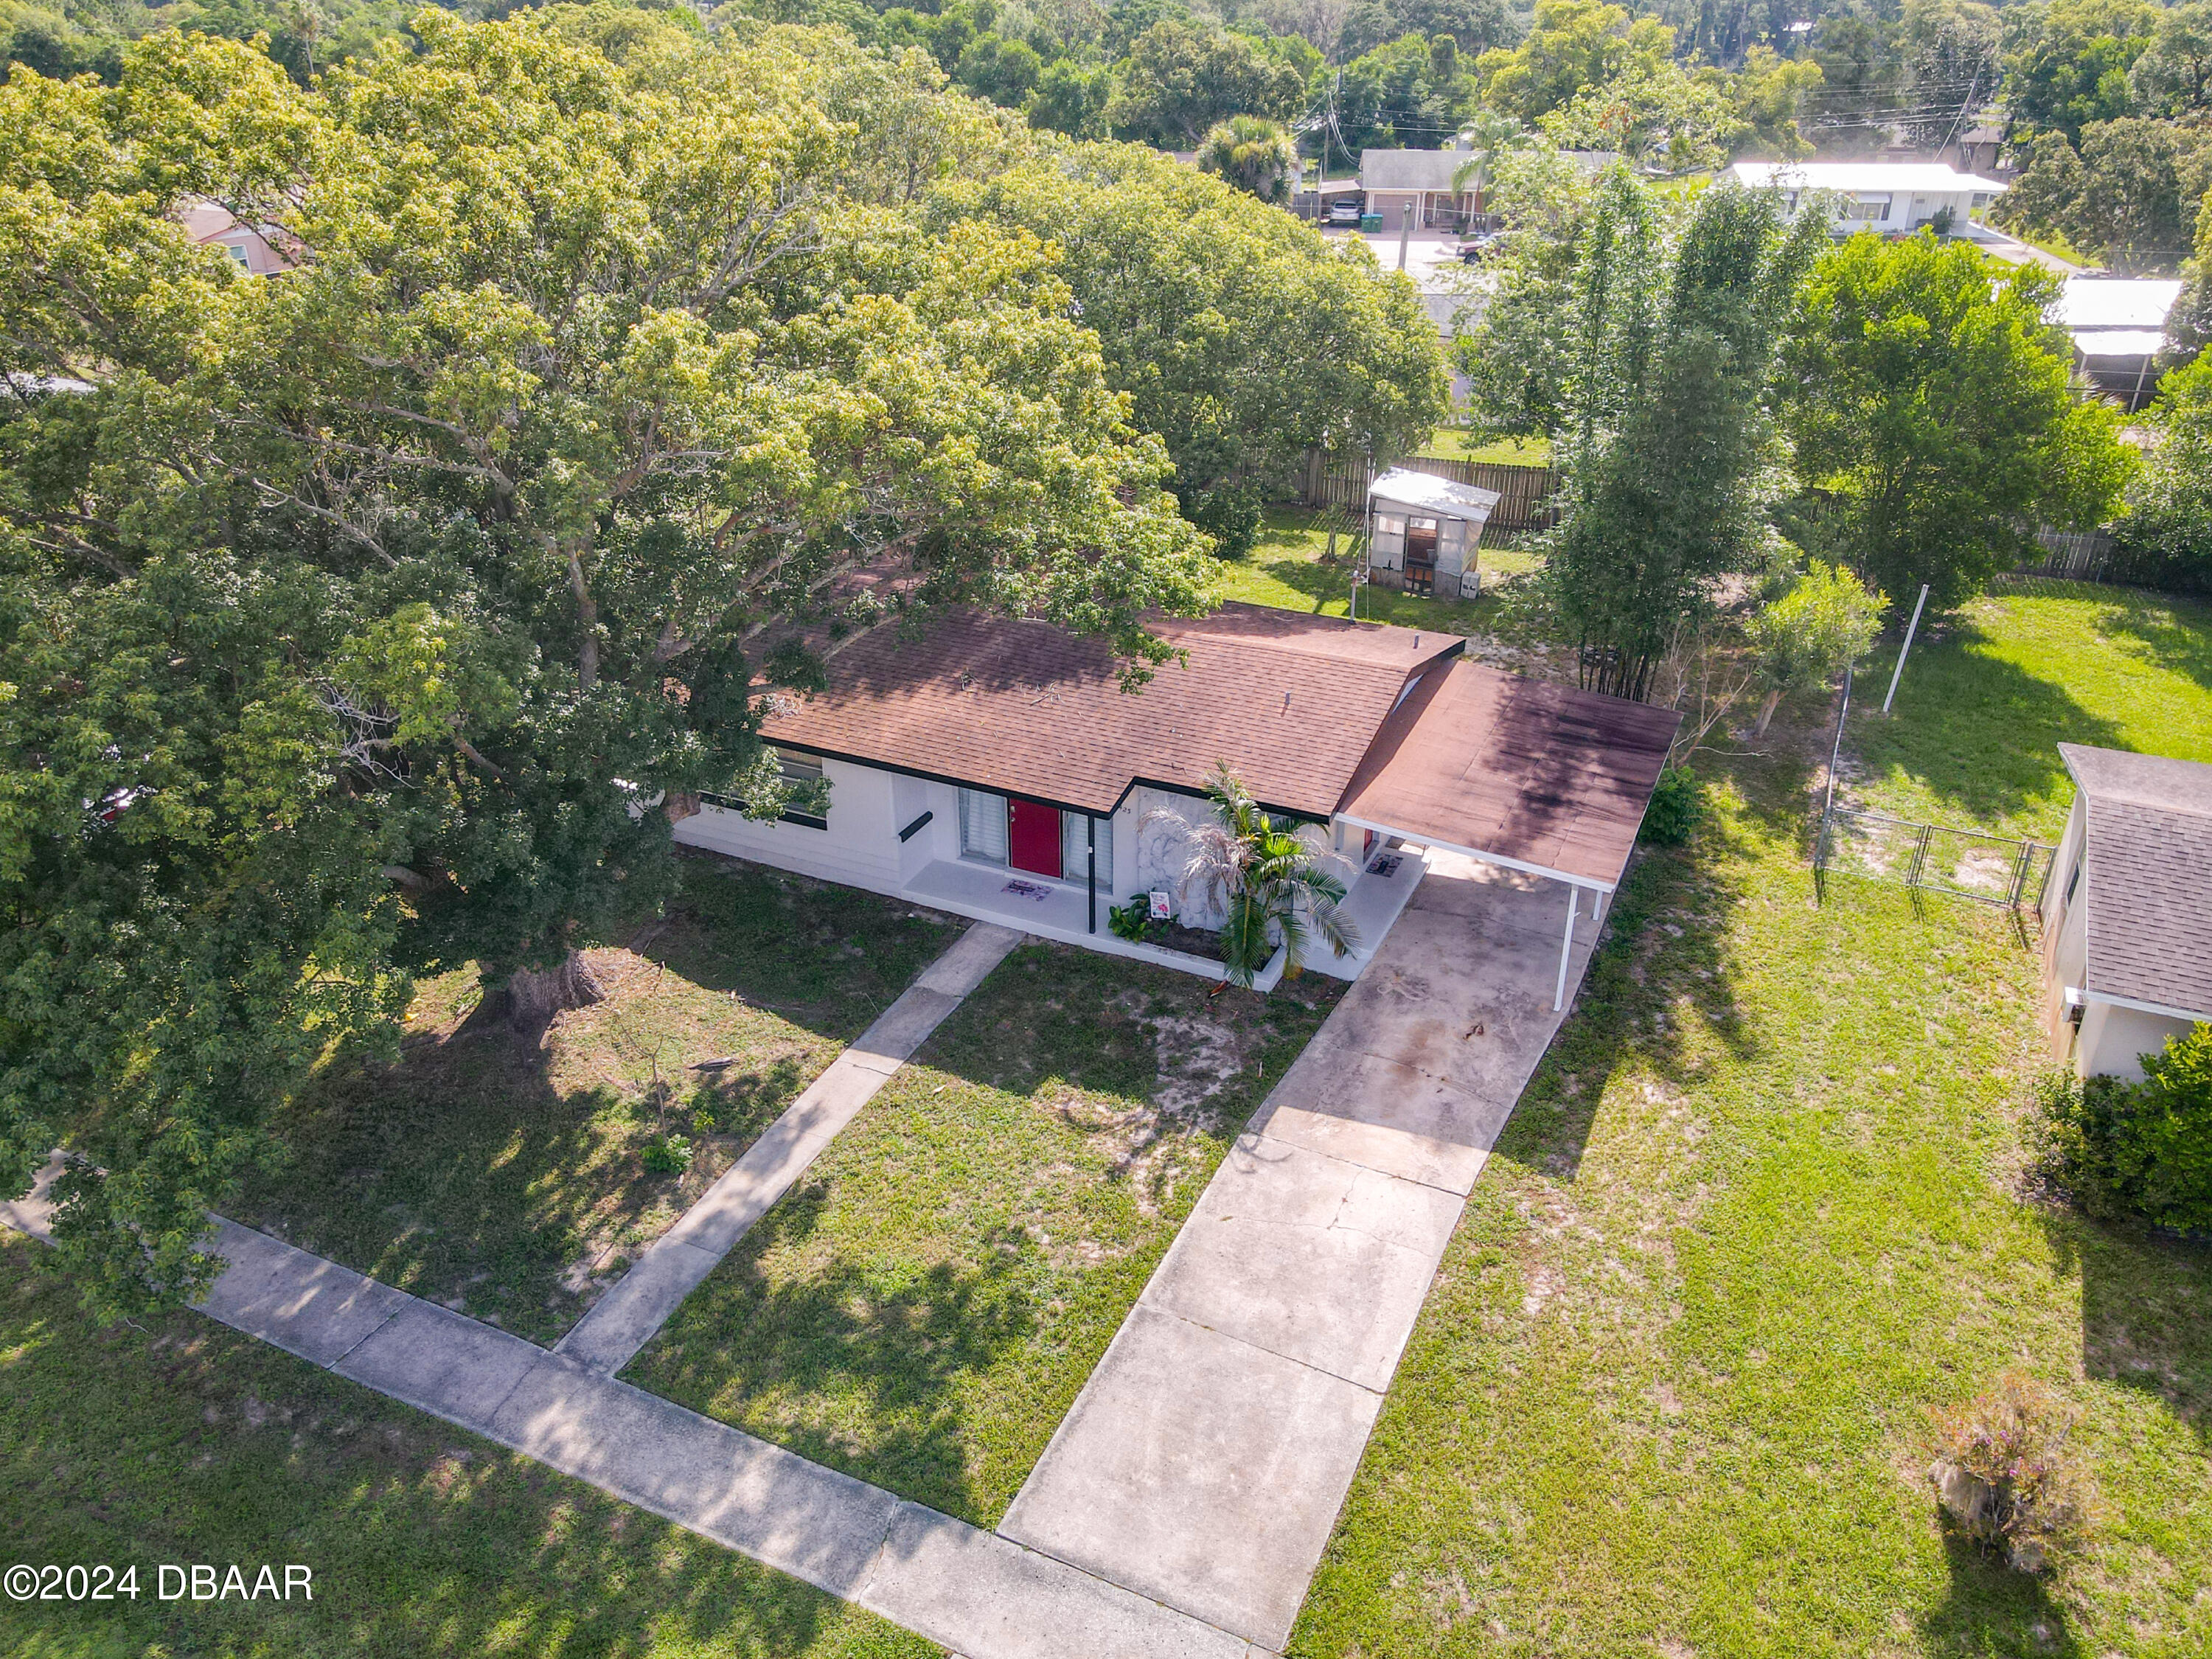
[
  {"x1": 2074, "y1": 987, "x2": 2212, "y2": 1026},
  {"x1": 1335, "y1": 813, "x2": 1616, "y2": 893}
]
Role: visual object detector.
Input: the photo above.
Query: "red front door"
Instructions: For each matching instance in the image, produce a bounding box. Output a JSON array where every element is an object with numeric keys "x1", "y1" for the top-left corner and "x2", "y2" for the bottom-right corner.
[{"x1": 1008, "y1": 799, "x2": 1061, "y2": 877}]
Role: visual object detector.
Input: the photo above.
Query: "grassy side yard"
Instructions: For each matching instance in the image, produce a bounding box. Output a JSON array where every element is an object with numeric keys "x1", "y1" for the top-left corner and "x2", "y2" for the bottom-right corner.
[
  {"x1": 1213, "y1": 507, "x2": 1545, "y2": 637},
  {"x1": 0, "y1": 1238, "x2": 936, "y2": 1659},
  {"x1": 1293, "y1": 598, "x2": 2212, "y2": 1655},
  {"x1": 232, "y1": 858, "x2": 960, "y2": 1345},
  {"x1": 1846, "y1": 581, "x2": 2212, "y2": 841},
  {"x1": 1416, "y1": 431, "x2": 1554, "y2": 468},
  {"x1": 627, "y1": 943, "x2": 1340, "y2": 1527}
]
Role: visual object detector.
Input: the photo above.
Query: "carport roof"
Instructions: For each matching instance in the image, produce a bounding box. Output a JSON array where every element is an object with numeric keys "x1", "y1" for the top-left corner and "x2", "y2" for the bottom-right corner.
[{"x1": 1335, "y1": 660, "x2": 1681, "y2": 891}]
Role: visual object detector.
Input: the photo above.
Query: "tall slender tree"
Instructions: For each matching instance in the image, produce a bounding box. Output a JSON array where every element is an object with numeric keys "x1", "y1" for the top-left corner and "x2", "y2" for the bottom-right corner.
[{"x1": 1543, "y1": 173, "x2": 1825, "y2": 700}]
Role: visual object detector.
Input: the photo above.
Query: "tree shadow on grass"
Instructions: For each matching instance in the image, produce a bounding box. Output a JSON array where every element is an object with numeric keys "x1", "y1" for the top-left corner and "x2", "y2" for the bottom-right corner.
[
  {"x1": 1, "y1": 1245, "x2": 925, "y2": 1659},
  {"x1": 2037, "y1": 1204, "x2": 2212, "y2": 1453},
  {"x1": 2096, "y1": 588, "x2": 2212, "y2": 700},
  {"x1": 1916, "y1": 1533, "x2": 2083, "y2": 1658},
  {"x1": 1843, "y1": 616, "x2": 2126, "y2": 832},
  {"x1": 636, "y1": 1179, "x2": 1040, "y2": 1525},
  {"x1": 1488, "y1": 761, "x2": 1767, "y2": 1185}
]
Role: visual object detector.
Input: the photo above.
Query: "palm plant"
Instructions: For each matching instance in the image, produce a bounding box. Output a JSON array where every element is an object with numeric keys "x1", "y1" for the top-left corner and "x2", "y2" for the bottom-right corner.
[
  {"x1": 1152, "y1": 764, "x2": 1360, "y2": 987},
  {"x1": 1196, "y1": 116, "x2": 1302, "y2": 205},
  {"x1": 1450, "y1": 113, "x2": 1526, "y2": 219}
]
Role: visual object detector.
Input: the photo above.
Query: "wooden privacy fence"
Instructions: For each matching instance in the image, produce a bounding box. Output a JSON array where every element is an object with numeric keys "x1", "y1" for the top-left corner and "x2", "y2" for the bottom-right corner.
[
  {"x1": 1295, "y1": 450, "x2": 1557, "y2": 532},
  {"x1": 2019, "y1": 526, "x2": 2115, "y2": 582}
]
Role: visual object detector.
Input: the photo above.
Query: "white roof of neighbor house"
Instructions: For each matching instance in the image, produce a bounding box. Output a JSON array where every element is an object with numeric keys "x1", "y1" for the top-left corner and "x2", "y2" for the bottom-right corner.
[
  {"x1": 2075, "y1": 329, "x2": 2168, "y2": 357},
  {"x1": 1728, "y1": 161, "x2": 2008, "y2": 195},
  {"x1": 1369, "y1": 467, "x2": 1502, "y2": 517},
  {"x1": 2057, "y1": 278, "x2": 2183, "y2": 331}
]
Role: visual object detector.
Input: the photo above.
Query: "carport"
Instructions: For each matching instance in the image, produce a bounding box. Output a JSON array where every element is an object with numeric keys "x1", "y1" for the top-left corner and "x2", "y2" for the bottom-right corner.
[{"x1": 1334, "y1": 659, "x2": 1680, "y2": 1008}]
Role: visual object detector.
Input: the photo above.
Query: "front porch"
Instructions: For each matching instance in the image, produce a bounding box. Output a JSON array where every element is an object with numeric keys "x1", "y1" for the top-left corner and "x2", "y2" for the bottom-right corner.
[{"x1": 897, "y1": 847, "x2": 1428, "y2": 991}]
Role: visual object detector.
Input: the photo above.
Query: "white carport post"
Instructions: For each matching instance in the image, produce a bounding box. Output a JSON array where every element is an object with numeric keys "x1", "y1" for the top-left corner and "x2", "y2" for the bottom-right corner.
[{"x1": 1553, "y1": 883, "x2": 1579, "y2": 1012}]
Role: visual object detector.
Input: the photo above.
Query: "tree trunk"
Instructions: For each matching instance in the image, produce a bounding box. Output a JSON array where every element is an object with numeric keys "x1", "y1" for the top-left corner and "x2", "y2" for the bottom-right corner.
[
  {"x1": 1752, "y1": 685, "x2": 1784, "y2": 737},
  {"x1": 495, "y1": 950, "x2": 606, "y2": 1029}
]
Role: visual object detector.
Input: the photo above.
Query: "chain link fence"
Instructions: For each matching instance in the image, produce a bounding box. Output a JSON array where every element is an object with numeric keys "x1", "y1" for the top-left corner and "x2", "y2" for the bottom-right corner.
[{"x1": 1815, "y1": 804, "x2": 2057, "y2": 910}]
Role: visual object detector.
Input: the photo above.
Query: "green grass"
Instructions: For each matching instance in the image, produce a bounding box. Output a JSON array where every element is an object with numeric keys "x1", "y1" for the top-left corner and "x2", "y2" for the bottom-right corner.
[
  {"x1": 1847, "y1": 582, "x2": 2212, "y2": 840},
  {"x1": 626, "y1": 943, "x2": 1340, "y2": 1527},
  {"x1": 232, "y1": 858, "x2": 961, "y2": 1344},
  {"x1": 1212, "y1": 507, "x2": 1545, "y2": 636},
  {"x1": 1417, "y1": 430, "x2": 1554, "y2": 467},
  {"x1": 1292, "y1": 597, "x2": 2212, "y2": 1655},
  {"x1": 0, "y1": 1237, "x2": 937, "y2": 1659}
]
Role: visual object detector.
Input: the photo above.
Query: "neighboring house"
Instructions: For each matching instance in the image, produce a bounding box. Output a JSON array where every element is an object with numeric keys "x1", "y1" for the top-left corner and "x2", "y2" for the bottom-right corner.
[
  {"x1": 1365, "y1": 467, "x2": 1500, "y2": 599},
  {"x1": 1357, "y1": 146, "x2": 1619, "y2": 233},
  {"x1": 2056, "y1": 277, "x2": 2183, "y2": 411},
  {"x1": 671, "y1": 602, "x2": 1678, "y2": 998},
  {"x1": 183, "y1": 200, "x2": 296, "y2": 276},
  {"x1": 1727, "y1": 161, "x2": 2006, "y2": 235},
  {"x1": 2040, "y1": 743, "x2": 2212, "y2": 1080}
]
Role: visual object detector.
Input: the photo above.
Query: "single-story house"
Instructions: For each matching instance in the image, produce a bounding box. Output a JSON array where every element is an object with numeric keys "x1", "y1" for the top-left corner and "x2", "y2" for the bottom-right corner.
[
  {"x1": 2056, "y1": 277, "x2": 2183, "y2": 410},
  {"x1": 184, "y1": 200, "x2": 296, "y2": 276},
  {"x1": 672, "y1": 602, "x2": 1679, "y2": 999},
  {"x1": 1366, "y1": 467, "x2": 1500, "y2": 599},
  {"x1": 2040, "y1": 743, "x2": 2212, "y2": 1079},
  {"x1": 1727, "y1": 161, "x2": 2006, "y2": 235},
  {"x1": 1357, "y1": 146, "x2": 1621, "y2": 232}
]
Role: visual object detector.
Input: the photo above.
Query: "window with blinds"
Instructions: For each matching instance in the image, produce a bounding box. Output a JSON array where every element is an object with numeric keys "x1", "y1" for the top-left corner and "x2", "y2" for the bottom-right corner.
[
  {"x1": 958, "y1": 789, "x2": 1008, "y2": 863},
  {"x1": 1060, "y1": 812, "x2": 1110, "y2": 888}
]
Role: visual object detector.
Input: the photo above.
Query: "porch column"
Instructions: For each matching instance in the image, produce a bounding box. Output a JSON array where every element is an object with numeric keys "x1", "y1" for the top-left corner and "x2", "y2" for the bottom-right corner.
[
  {"x1": 1087, "y1": 815, "x2": 1097, "y2": 933},
  {"x1": 1553, "y1": 883, "x2": 1579, "y2": 1012}
]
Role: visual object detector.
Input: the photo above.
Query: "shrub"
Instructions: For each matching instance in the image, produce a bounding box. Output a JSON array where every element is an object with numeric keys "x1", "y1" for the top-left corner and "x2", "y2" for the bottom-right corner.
[
  {"x1": 1928, "y1": 1372, "x2": 2090, "y2": 1573},
  {"x1": 1639, "y1": 765, "x2": 1702, "y2": 846},
  {"x1": 2037, "y1": 1023, "x2": 2212, "y2": 1231},
  {"x1": 641, "y1": 1133, "x2": 694, "y2": 1178},
  {"x1": 1108, "y1": 894, "x2": 1166, "y2": 944}
]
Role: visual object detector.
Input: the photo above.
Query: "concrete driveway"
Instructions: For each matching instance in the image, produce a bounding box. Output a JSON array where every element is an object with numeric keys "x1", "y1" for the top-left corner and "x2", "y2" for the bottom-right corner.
[{"x1": 996, "y1": 849, "x2": 1604, "y2": 1650}]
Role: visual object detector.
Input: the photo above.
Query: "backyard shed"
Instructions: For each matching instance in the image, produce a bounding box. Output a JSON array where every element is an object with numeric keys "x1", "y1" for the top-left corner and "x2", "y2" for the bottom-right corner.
[
  {"x1": 1366, "y1": 467, "x2": 1501, "y2": 599},
  {"x1": 2040, "y1": 743, "x2": 2212, "y2": 1079}
]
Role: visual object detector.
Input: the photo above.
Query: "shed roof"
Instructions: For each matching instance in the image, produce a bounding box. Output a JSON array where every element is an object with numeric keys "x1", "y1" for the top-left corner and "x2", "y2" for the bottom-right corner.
[
  {"x1": 2061, "y1": 742, "x2": 2212, "y2": 1018},
  {"x1": 1369, "y1": 467, "x2": 1502, "y2": 518},
  {"x1": 1729, "y1": 161, "x2": 2008, "y2": 194},
  {"x1": 757, "y1": 602, "x2": 1463, "y2": 820},
  {"x1": 2057, "y1": 277, "x2": 2182, "y2": 331},
  {"x1": 1337, "y1": 659, "x2": 1681, "y2": 890},
  {"x1": 2074, "y1": 330, "x2": 2167, "y2": 358}
]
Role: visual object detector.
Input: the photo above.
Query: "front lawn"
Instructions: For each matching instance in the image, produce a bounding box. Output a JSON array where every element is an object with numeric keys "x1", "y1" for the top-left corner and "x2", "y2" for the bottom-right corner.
[
  {"x1": 232, "y1": 858, "x2": 961, "y2": 1345},
  {"x1": 0, "y1": 1237, "x2": 936, "y2": 1659},
  {"x1": 626, "y1": 943, "x2": 1341, "y2": 1527},
  {"x1": 1293, "y1": 590, "x2": 2212, "y2": 1655}
]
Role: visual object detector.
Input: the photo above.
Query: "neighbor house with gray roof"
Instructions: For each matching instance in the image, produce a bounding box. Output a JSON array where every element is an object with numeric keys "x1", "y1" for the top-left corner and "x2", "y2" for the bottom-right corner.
[{"x1": 2041, "y1": 743, "x2": 2212, "y2": 1079}]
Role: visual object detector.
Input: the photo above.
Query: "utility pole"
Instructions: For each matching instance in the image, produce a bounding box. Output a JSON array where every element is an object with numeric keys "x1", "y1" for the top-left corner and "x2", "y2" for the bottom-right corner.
[
  {"x1": 1882, "y1": 583, "x2": 1930, "y2": 715},
  {"x1": 1397, "y1": 199, "x2": 1413, "y2": 271}
]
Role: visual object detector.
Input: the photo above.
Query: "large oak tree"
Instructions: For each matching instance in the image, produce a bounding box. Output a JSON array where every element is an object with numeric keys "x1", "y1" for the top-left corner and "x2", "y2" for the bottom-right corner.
[{"x1": 0, "y1": 8, "x2": 1219, "y2": 1315}]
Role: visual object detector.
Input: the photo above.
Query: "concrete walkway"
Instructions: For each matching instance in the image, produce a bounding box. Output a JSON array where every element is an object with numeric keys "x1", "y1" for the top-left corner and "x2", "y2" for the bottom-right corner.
[
  {"x1": 559, "y1": 920, "x2": 1022, "y2": 1373},
  {"x1": 3, "y1": 859, "x2": 1610, "y2": 1658},
  {"x1": 995, "y1": 852, "x2": 1604, "y2": 1651}
]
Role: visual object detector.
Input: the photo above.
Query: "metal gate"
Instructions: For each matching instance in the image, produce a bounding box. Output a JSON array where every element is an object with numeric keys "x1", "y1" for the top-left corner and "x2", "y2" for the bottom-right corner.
[{"x1": 1814, "y1": 805, "x2": 2056, "y2": 909}]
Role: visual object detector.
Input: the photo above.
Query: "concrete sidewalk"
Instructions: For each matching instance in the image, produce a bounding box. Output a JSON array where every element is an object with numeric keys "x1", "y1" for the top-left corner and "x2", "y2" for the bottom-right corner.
[
  {"x1": 996, "y1": 852, "x2": 1602, "y2": 1649},
  {"x1": 557, "y1": 921, "x2": 1022, "y2": 1374}
]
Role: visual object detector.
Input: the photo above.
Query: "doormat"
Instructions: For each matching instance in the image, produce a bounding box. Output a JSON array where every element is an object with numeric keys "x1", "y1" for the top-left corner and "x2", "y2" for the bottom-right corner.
[
  {"x1": 1001, "y1": 879, "x2": 1054, "y2": 902},
  {"x1": 1366, "y1": 852, "x2": 1403, "y2": 878}
]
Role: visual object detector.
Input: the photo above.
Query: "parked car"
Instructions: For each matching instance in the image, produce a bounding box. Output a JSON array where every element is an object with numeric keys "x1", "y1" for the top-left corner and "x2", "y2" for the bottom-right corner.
[
  {"x1": 1456, "y1": 230, "x2": 1506, "y2": 262},
  {"x1": 1326, "y1": 196, "x2": 1365, "y2": 227}
]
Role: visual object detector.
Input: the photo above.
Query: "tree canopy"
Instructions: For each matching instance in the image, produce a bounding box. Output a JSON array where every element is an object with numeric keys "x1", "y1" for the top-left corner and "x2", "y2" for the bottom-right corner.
[
  {"x1": 2, "y1": 9, "x2": 1323, "y2": 1316},
  {"x1": 1782, "y1": 232, "x2": 2138, "y2": 608}
]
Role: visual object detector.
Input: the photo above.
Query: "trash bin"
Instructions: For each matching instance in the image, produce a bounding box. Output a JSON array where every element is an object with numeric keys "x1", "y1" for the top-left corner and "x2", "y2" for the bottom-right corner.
[{"x1": 1358, "y1": 212, "x2": 1382, "y2": 233}]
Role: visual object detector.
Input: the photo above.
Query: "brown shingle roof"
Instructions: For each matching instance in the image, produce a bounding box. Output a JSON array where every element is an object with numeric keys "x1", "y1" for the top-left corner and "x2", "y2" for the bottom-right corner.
[
  {"x1": 758, "y1": 602, "x2": 1464, "y2": 819},
  {"x1": 2061, "y1": 743, "x2": 2212, "y2": 1018},
  {"x1": 1335, "y1": 659, "x2": 1680, "y2": 888}
]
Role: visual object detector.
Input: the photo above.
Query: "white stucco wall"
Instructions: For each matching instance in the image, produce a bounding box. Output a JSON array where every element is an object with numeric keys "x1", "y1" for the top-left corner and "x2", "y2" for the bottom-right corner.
[
  {"x1": 673, "y1": 755, "x2": 904, "y2": 897},
  {"x1": 2078, "y1": 999, "x2": 2197, "y2": 1083}
]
